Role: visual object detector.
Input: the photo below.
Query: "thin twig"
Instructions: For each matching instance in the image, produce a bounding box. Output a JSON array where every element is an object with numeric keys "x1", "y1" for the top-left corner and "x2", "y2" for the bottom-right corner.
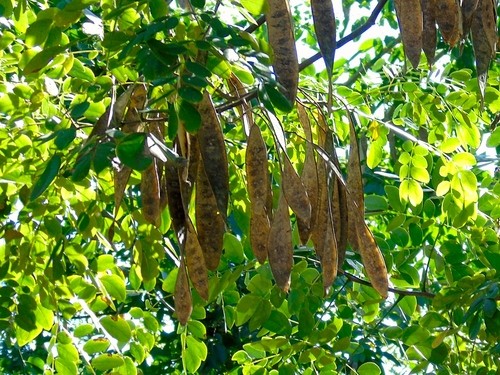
[
  {"x1": 245, "y1": 15, "x2": 266, "y2": 34},
  {"x1": 339, "y1": 269, "x2": 436, "y2": 299},
  {"x1": 299, "y1": 0, "x2": 389, "y2": 72}
]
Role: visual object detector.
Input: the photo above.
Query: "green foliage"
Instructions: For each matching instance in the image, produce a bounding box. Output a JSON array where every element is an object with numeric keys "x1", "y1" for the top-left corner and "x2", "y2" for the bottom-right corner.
[{"x1": 1, "y1": 0, "x2": 499, "y2": 374}]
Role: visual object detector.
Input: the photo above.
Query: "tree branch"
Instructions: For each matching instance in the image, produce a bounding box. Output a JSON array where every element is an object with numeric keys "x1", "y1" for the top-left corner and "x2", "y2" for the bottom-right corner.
[
  {"x1": 299, "y1": 0, "x2": 389, "y2": 72},
  {"x1": 339, "y1": 269, "x2": 436, "y2": 299}
]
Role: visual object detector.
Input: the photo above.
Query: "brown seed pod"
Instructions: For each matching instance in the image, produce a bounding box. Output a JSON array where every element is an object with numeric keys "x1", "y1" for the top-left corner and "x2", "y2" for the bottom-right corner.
[
  {"x1": 228, "y1": 74, "x2": 253, "y2": 137},
  {"x1": 354, "y1": 218, "x2": 389, "y2": 299},
  {"x1": 331, "y1": 152, "x2": 348, "y2": 270},
  {"x1": 346, "y1": 119, "x2": 388, "y2": 298},
  {"x1": 266, "y1": 0, "x2": 299, "y2": 103},
  {"x1": 268, "y1": 190, "x2": 293, "y2": 292},
  {"x1": 394, "y1": 0, "x2": 423, "y2": 68},
  {"x1": 311, "y1": 0, "x2": 337, "y2": 77},
  {"x1": 297, "y1": 103, "x2": 318, "y2": 245},
  {"x1": 174, "y1": 258, "x2": 193, "y2": 325},
  {"x1": 471, "y1": 0, "x2": 497, "y2": 101},
  {"x1": 140, "y1": 161, "x2": 161, "y2": 227},
  {"x1": 197, "y1": 92, "x2": 229, "y2": 220},
  {"x1": 346, "y1": 119, "x2": 363, "y2": 252},
  {"x1": 165, "y1": 162, "x2": 187, "y2": 238},
  {"x1": 321, "y1": 207, "x2": 338, "y2": 293},
  {"x1": 433, "y1": 0, "x2": 462, "y2": 47},
  {"x1": 185, "y1": 217, "x2": 209, "y2": 300},
  {"x1": 114, "y1": 164, "x2": 132, "y2": 215},
  {"x1": 282, "y1": 155, "x2": 312, "y2": 225},
  {"x1": 122, "y1": 84, "x2": 147, "y2": 133},
  {"x1": 196, "y1": 161, "x2": 225, "y2": 270},
  {"x1": 461, "y1": 0, "x2": 479, "y2": 38},
  {"x1": 421, "y1": 0, "x2": 437, "y2": 66},
  {"x1": 246, "y1": 124, "x2": 271, "y2": 263}
]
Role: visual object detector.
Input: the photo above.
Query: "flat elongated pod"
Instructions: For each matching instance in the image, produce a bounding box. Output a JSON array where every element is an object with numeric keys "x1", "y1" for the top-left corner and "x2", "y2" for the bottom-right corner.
[
  {"x1": 268, "y1": 191, "x2": 293, "y2": 292},
  {"x1": 297, "y1": 103, "x2": 318, "y2": 245},
  {"x1": 174, "y1": 259, "x2": 192, "y2": 325},
  {"x1": 282, "y1": 155, "x2": 311, "y2": 225},
  {"x1": 461, "y1": 0, "x2": 479, "y2": 37},
  {"x1": 246, "y1": 124, "x2": 271, "y2": 263},
  {"x1": 346, "y1": 120, "x2": 388, "y2": 298},
  {"x1": 266, "y1": 0, "x2": 299, "y2": 103},
  {"x1": 433, "y1": 0, "x2": 462, "y2": 47},
  {"x1": 197, "y1": 92, "x2": 229, "y2": 220},
  {"x1": 196, "y1": 161, "x2": 225, "y2": 270},
  {"x1": 421, "y1": 0, "x2": 437, "y2": 66},
  {"x1": 311, "y1": 0, "x2": 336, "y2": 76},
  {"x1": 165, "y1": 163, "x2": 187, "y2": 238},
  {"x1": 140, "y1": 161, "x2": 161, "y2": 227},
  {"x1": 331, "y1": 154, "x2": 348, "y2": 270},
  {"x1": 185, "y1": 217, "x2": 209, "y2": 300},
  {"x1": 471, "y1": 0, "x2": 497, "y2": 101},
  {"x1": 394, "y1": 0, "x2": 423, "y2": 68}
]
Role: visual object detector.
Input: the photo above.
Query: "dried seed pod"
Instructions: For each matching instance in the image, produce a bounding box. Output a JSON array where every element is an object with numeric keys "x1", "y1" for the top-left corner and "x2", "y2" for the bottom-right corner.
[
  {"x1": 268, "y1": 191, "x2": 293, "y2": 292},
  {"x1": 434, "y1": 0, "x2": 462, "y2": 47},
  {"x1": 266, "y1": 0, "x2": 299, "y2": 103},
  {"x1": 354, "y1": 218, "x2": 389, "y2": 298},
  {"x1": 174, "y1": 258, "x2": 193, "y2": 325},
  {"x1": 421, "y1": 0, "x2": 437, "y2": 65},
  {"x1": 471, "y1": 0, "x2": 497, "y2": 101},
  {"x1": 246, "y1": 124, "x2": 271, "y2": 263},
  {"x1": 140, "y1": 161, "x2": 161, "y2": 227},
  {"x1": 114, "y1": 164, "x2": 132, "y2": 214},
  {"x1": 122, "y1": 84, "x2": 147, "y2": 133},
  {"x1": 197, "y1": 92, "x2": 229, "y2": 220},
  {"x1": 346, "y1": 120, "x2": 363, "y2": 251},
  {"x1": 165, "y1": 162, "x2": 187, "y2": 237},
  {"x1": 321, "y1": 207, "x2": 338, "y2": 293},
  {"x1": 185, "y1": 217, "x2": 209, "y2": 300},
  {"x1": 311, "y1": 0, "x2": 337, "y2": 77},
  {"x1": 331, "y1": 153, "x2": 348, "y2": 270},
  {"x1": 346, "y1": 119, "x2": 388, "y2": 298},
  {"x1": 196, "y1": 161, "x2": 225, "y2": 270},
  {"x1": 297, "y1": 103, "x2": 318, "y2": 244},
  {"x1": 394, "y1": 0, "x2": 423, "y2": 68},
  {"x1": 228, "y1": 74, "x2": 253, "y2": 137},
  {"x1": 461, "y1": 0, "x2": 479, "y2": 38},
  {"x1": 282, "y1": 155, "x2": 311, "y2": 225}
]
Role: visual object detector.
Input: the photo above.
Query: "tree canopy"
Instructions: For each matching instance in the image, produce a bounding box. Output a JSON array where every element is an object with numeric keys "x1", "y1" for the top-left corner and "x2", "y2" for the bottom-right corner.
[{"x1": 0, "y1": 0, "x2": 499, "y2": 374}]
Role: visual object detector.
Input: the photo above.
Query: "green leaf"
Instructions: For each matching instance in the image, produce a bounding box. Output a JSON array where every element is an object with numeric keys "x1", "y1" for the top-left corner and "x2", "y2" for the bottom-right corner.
[
  {"x1": 149, "y1": 0, "x2": 168, "y2": 19},
  {"x1": 30, "y1": 154, "x2": 61, "y2": 200},
  {"x1": 83, "y1": 338, "x2": 111, "y2": 355},
  {"x1": 358, "y1": 362, "x2": 381, "y2": 375},
  {"x1": 365, "y1": 195, "x2": 388, "y2": 211},
  {"x1": 185, "y1": 336, "x2": 208, "y2": 373},
  {"x1": 486, "y1": 127, "x2": 500, "y2": 147},
  {"x1": 178, "y1": 100, "x2": 201, "y2": 133},
  {"x1": 400, "y1": 179, "x2": 423, "y2": 206},
  {"x1": 100, "y1": 316, "x2": 132, "y2": 343},
  {"x1": 385, "y1": 185, "x2": 403, "y2": 212},
  {"x1": 91, "y1": 354, "x2": 125, "y2": 371},
  {"x1": 116, "y1": 133, "x2": 152, "y2": 171},
  {"x1": 55, "y1": 357, "x2": 78, "y2": 375},
  {"x1": 74, "y1": 324, "x2": 94, "y2": 337},
  {"x1": 241, "y1": 0, "x2": 268, "y2": 15},
  {"x1": 264, "y1": 83, "x2": 293, "y2": 113},
  {"x1": 72, "y1": 153, "x2": 92, "y2": 181},
  {"x1": 452, "y1": 152, "x2": 476, "y2": 167},
  {"x1": 100, "y1": 274, "x2": 126, "y2": 302},
  {"x1": 185, "y1": 61, "x2": 212, "y2": 78},
  {"x1": 439, "y1": 138, "x2": 461, "y2": 153},
  {"x1": 263, "y1": 310, "x2": 292, "y2": 335},
  {"x1": 223, "y1": 232, "x2": 245, "y2": 264},
  {"x1": 402, "y1": 326, "x2": 430, "y2": 346},
  {"x1": 55, "y1": 127, "x2": 76, "y2": 150},
  {"x1": 178, "y1": 86, "x2": 203, "y2": 103},
  {"x1": 24, "y1": 46, "x2": 66, "y2": 75}
]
